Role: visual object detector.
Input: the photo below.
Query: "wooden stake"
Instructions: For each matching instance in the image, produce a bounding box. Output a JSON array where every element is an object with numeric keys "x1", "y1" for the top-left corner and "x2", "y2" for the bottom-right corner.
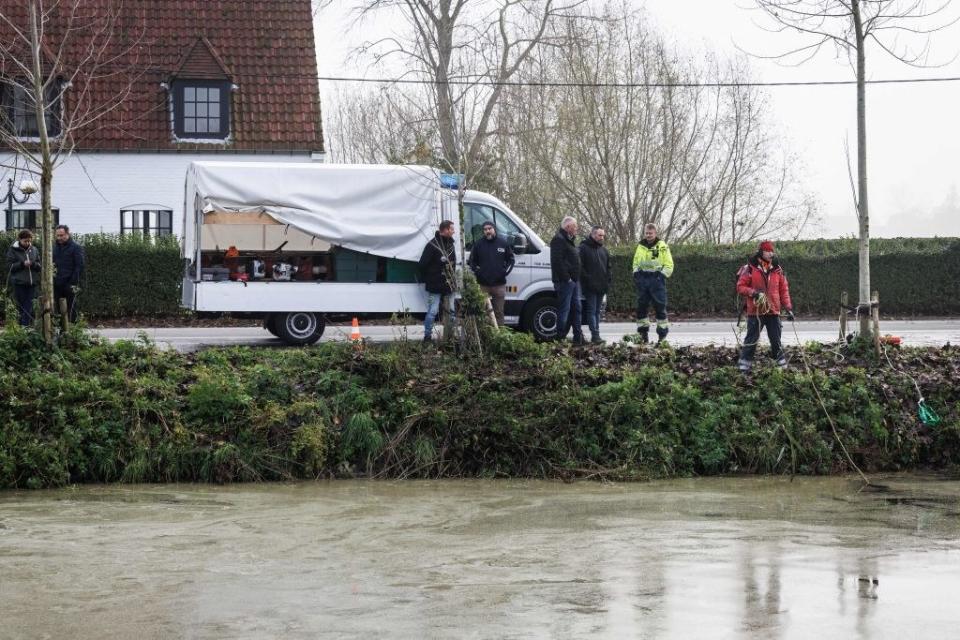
[
  {"x1": 59, "y1": 297, "x2": 69, "y2": 332},
  {"x1": 840, "y1": 291, "x2": 848, "y2": 342},
  {"x1": 871, "y1": 291, "x2": 881, "y2": 357}
]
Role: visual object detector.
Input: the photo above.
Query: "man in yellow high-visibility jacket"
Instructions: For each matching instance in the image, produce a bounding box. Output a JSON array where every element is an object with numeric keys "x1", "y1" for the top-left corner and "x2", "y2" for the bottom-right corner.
[{"x1": 631, "y1": 223, "x2": 674, "y2": 343}]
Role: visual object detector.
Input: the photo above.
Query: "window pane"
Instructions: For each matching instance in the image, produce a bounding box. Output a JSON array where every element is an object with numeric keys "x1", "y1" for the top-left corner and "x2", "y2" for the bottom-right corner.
[
  {"x1": 184, "y1": 118, "x2": 196, "y2": 133},
  {"x1": 184, "y1": 103, "x2": 195, "y2": 117},
  {"x1": 159, "y1": 210, "x2": 172, "y2": 230},
  {"x1": 207, "y1": 102, "x2": 220, "y2": 118},
  {"x1": 208, "y1": 117, "x2": 220, "y2": 133},
  {"x1": 121, "y1": 210, "x2": 132, "y2": 229},
  {"x1": 184, "y1": 87, "x2": 195, "y2": 100},
  {"x1": 209, "y1": 87, "x2": 220, "y2": 101},
  {"x1": 464, "y1": 204, "x2": 495, "y2": 250},
  {"x1": 196, "y1": 87, "x2": 207, "y2": 100},
  {"x1": 197, "y1": 103, "x2": 207, "y2": 117},
  {"x1": 493, "y1": 209, "x2": 523, "y2": 237}
]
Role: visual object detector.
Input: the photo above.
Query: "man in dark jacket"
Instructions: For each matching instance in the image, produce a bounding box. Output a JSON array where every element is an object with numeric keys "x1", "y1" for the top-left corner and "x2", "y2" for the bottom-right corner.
[
  {"x1": 549, "y1": 216, "x2": 583, "y2": 344},
  {"x1": 53, "y1": 225, "x2": 84, "y2": 322},
  {"x1": 468, "y1": 220, "x2": 514, "y2": 327},
  {"x1": 5, "y1": 229, "x2": 42, "y2": 327},
  {"x1": 578, "y1": 226, "x2": 611, "y2": 344},
  {"x1": 418, "y1": 220, "x2": 457, "y2": 342}
]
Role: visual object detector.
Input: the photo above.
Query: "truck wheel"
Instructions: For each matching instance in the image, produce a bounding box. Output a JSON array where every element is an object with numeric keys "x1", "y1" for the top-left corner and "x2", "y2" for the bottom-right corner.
[
  {"x1": 276, "y1": 312, "x2": 325, "y2": 346},
  {"x1": 522, "y1": 297, "x2": 559, "y2": 341}
]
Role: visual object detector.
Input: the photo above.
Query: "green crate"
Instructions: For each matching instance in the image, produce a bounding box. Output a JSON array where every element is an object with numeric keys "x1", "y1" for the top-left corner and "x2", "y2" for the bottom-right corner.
[
  {"x1": 337, "y1": 266, "x2": 378, "y2": 283},
  {"x1": 335, "y1": 249, "x2": 380, "y2": 282},
  {"x1": 385, "y1": 259, "x2": 419, "y2": 283}
]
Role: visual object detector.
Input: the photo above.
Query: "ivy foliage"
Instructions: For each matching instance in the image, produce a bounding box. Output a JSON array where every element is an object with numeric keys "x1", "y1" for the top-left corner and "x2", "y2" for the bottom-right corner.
[{"x1": 1, "y1": 325, "x2": 957, "y2": 488}]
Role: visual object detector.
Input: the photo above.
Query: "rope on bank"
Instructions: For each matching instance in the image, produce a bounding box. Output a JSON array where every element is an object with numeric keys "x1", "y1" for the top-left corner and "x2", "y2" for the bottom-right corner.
[
  {"x1": 788, "y1": 318, "x2": 873, "y2": 487},
  {"x1": 879, "y1": 343, "x2": 943, "y2": 427}
]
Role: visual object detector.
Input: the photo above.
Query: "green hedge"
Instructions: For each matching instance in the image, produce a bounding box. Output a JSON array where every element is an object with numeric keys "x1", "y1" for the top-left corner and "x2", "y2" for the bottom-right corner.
[
  {"x1": 2, "y1": 231, "x2": 182, "y2": 317},
  {"x1": 607, "y1": 239, "x2": 960, "y2": 316},
  {"x1": 3, "y1": 231, "x2": 958, "y2": 317}
]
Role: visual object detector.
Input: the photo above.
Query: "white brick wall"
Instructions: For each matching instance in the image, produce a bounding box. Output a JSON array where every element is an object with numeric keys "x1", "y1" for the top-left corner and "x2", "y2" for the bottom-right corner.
[{"x1": 2, "y1": 152, "x2": 315, "y2": 235}]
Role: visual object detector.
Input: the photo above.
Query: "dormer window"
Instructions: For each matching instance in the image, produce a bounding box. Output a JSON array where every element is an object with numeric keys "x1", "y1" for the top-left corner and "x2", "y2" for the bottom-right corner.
[
  {"x1": 0, "y1": 80, "x2": 62, "y2": 139},
  {"x1": 173, "y1": 79, "x2": 230, "y2": 139}
]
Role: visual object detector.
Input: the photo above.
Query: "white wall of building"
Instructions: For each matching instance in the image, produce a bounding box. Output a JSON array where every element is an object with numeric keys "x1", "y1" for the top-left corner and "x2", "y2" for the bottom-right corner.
[{"x1": 2, "y1": 152, "x2": 317, "y2": 235}]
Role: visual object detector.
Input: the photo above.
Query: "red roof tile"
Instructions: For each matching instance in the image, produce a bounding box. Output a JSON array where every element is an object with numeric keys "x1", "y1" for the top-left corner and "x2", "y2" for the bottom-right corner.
[{"x1": 0, "y1": 0, "x2": 324, "y2": 152}]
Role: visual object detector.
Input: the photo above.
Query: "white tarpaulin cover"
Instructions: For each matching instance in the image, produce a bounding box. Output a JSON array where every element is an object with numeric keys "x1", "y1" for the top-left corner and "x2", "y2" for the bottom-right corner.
[{"x1": 185, "y1": 161, "x2": 446, "y2": 262}]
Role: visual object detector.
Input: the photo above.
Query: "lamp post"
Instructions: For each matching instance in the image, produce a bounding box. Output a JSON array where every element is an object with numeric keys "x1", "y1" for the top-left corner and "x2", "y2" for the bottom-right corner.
[
  {"x1": 5, "y1": 177, "x2": 38, "y2": 230},
  {"x1": 6, "y1": 178, "x2": 37, "y2": 229}
]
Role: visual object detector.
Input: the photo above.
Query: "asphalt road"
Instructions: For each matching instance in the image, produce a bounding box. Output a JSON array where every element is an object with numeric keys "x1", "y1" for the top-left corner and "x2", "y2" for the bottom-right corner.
[{"x1": 94, "y1": 320, "x2": 960, "y2": 352}]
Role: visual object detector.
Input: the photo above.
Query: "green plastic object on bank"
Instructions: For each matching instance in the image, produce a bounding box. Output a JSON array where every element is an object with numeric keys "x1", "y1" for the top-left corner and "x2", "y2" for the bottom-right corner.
[{"x1": 918, "y1": 399, "x2": 941, "y2": 426}]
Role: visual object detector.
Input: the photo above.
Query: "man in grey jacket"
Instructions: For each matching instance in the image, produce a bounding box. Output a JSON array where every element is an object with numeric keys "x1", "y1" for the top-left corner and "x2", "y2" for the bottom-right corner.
[{"x1": 6, "y1": 229, "x2": 42, "y2": 326}]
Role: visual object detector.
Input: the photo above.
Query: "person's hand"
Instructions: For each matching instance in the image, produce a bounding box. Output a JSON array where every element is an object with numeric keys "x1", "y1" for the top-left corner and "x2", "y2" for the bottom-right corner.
[
  {"x1": 786, "y1": 309, "x2": 795, "y2": 322},
  {"x1": 23, "y1": 259, "x2": 31, "y2": 267},
  {"x1": 70, "y1": 285, "x2": 81, "y2": 295}
]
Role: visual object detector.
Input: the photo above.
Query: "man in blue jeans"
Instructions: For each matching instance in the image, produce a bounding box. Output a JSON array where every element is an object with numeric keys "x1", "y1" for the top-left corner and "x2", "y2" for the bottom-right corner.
[
  {"x1": 418, "y1": 220, "x2": 457, "y2": 342},
  {"x1": 549, "y1": 216, "x2": 583, "y2": 344}
]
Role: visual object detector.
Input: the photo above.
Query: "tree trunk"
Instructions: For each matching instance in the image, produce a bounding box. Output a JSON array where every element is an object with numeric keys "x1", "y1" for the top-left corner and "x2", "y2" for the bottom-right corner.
[
  {"x1": 29, "y1": 1, "x2": 54, "y2": 345},
  {"x1": 852, "y1": 0, "x2": 872, "y2": 338}
]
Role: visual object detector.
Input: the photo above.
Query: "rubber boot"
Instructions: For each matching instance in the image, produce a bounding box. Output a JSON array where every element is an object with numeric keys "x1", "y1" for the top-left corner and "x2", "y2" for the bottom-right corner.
[
  {"x1": 656, "y1": 326, "x2": 669, "y2": 344},
  {"x1": 637, "y1": 326, "x2": 650, "y2": 344}
]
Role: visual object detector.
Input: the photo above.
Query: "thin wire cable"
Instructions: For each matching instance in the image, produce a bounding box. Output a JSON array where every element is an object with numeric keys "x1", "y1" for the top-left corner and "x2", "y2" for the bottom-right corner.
[{"x1": 309, "y1": 74, "x2": 960, "y2": 88}]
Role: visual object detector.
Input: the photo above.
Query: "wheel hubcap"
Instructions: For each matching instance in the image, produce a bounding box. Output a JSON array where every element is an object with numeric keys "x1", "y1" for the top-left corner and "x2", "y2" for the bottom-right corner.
[
  {"x1": 535, "y1": 308, "x2": 558, "y2": 337},
  {"x1": 286, "y1": 313, "x2": 317, "y2": 339}
]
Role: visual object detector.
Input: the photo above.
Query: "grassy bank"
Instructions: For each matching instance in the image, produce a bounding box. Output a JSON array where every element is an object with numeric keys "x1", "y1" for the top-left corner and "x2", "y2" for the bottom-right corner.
[{"x1": 1, "y1": 327, "x2": 958, "y2": 489}]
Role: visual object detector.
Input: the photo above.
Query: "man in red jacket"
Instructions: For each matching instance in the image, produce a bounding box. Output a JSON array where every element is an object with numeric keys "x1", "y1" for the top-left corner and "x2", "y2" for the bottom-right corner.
[{"x1": 736, "y1": 240, "x2": 794, "y2": 372}]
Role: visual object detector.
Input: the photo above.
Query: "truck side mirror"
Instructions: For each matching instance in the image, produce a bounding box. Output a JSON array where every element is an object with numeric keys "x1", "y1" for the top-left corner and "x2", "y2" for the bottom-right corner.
[{"x1": 512, "y1": 233, "x2": 528, "y2": 253}]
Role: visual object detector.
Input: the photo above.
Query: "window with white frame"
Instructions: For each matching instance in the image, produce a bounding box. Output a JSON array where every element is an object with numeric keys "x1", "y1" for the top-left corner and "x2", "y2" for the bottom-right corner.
[
  {"x1": 120, "y1": 208, "x2": 173, "y2": 237},
  {"x1": 172, "y1": 80, "x2": 230, "y2": 139}
]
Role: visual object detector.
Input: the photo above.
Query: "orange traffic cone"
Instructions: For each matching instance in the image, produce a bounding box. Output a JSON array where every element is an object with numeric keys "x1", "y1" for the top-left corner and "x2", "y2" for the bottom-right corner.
[{"x1": 350, "y1": 317, "x2": 362, "y2": 341}]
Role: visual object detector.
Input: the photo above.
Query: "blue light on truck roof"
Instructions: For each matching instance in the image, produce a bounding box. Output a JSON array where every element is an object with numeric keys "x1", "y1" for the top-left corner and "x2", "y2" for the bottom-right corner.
[{"x1": 440, "y1": 173, "x2": 464, "y2": 189}]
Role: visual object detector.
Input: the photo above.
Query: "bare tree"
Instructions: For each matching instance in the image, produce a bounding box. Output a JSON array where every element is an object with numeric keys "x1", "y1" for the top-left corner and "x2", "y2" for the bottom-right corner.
[
  {"x1": 499, "y1": 2, "x2": 817, "y2": 244},
  {"x1": 747, "y1": 0, "x2": 957, "y2": 337},
  {"x1": 0, "y1": 0, "x2": 144, "y2": 343},
  {"x1": 336, "y1": 0, "x2": 584, "y2": 348}
]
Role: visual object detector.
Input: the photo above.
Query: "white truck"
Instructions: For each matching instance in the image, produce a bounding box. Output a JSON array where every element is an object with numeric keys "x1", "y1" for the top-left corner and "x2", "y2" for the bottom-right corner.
[{"x1": 181, "y1": 161, "x2": 563, "y2": 344}]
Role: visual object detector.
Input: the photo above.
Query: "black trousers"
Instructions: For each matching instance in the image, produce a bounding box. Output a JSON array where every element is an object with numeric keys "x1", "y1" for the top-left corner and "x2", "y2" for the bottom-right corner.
[
  {"x1": 54, "y1": 280, "x2": 78, "y2": 322},
  {"x1": 12, "y1": 284, "x2": 36, "y2": 327},
  {"x1": 739, "y1": 315, "x2": 783, "y2": 363}
]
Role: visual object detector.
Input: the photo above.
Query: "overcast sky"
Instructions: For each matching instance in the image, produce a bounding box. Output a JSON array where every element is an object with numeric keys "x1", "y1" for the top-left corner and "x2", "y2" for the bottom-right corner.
[{"x1": 313, "y1": 1, "x2": 960, "y2": 239}]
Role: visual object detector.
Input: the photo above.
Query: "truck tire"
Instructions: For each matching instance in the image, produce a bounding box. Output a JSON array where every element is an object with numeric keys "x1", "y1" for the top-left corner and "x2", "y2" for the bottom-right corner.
[
  {"x1": 264, "y1": 314, "x2": 282, "y2": 338},
  {"x1": 522, "y1": 297, "x2": 559, "y2": 341},
  {"x1": 275, "y1": 312, "x2": 325, "y2": 346}
]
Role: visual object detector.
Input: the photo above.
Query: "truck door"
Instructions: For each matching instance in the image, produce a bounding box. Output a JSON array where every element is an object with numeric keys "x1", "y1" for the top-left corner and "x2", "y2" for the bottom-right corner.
[{"x1": 463, "y1": 202, "x2": 535, "y2": 326}]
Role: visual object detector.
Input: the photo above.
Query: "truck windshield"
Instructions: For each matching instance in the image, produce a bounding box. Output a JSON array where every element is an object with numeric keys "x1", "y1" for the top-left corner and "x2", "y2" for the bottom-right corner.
[{"x1": 464, "y1": 203, "x2": 525, "y2": 251}]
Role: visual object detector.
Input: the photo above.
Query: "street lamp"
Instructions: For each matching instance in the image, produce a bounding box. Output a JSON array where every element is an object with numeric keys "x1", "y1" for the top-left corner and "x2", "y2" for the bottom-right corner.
[{"x1": 4, "y1": 177, "x2": 38, "y2": 230}]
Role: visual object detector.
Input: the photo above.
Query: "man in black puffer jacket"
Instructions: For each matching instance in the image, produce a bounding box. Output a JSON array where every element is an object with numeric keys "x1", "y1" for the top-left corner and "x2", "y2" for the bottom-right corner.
[
  {"x1": 468, "y1": 220, "x2": 514, "y2": 327},
  {"x1": 549, "y1": 216, "x2": 583, "y2": 344},
  {"x1": 418, "y1": 220, "x2": 457, "y2": 342},
  {"x1": 578, "y1": 226, "x2": 611, "y2": 344},
  {"x1": 5, "y1": 229, "x2": 42, "y2": 327},
  {"x1": 53, "y1": 225, "x2": 85, "y2": 322}
]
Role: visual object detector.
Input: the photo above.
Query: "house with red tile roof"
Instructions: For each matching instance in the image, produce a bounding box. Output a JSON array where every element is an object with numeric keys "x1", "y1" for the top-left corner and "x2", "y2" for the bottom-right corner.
[{"x1": 1, "y1": 0, "x2": 324, "y2": 235}]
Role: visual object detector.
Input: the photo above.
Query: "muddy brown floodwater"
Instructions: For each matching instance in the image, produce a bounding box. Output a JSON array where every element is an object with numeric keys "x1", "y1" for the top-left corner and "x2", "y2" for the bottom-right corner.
[{"x1": 1, "y1": 475, "x2": 959, "y2": 639}]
